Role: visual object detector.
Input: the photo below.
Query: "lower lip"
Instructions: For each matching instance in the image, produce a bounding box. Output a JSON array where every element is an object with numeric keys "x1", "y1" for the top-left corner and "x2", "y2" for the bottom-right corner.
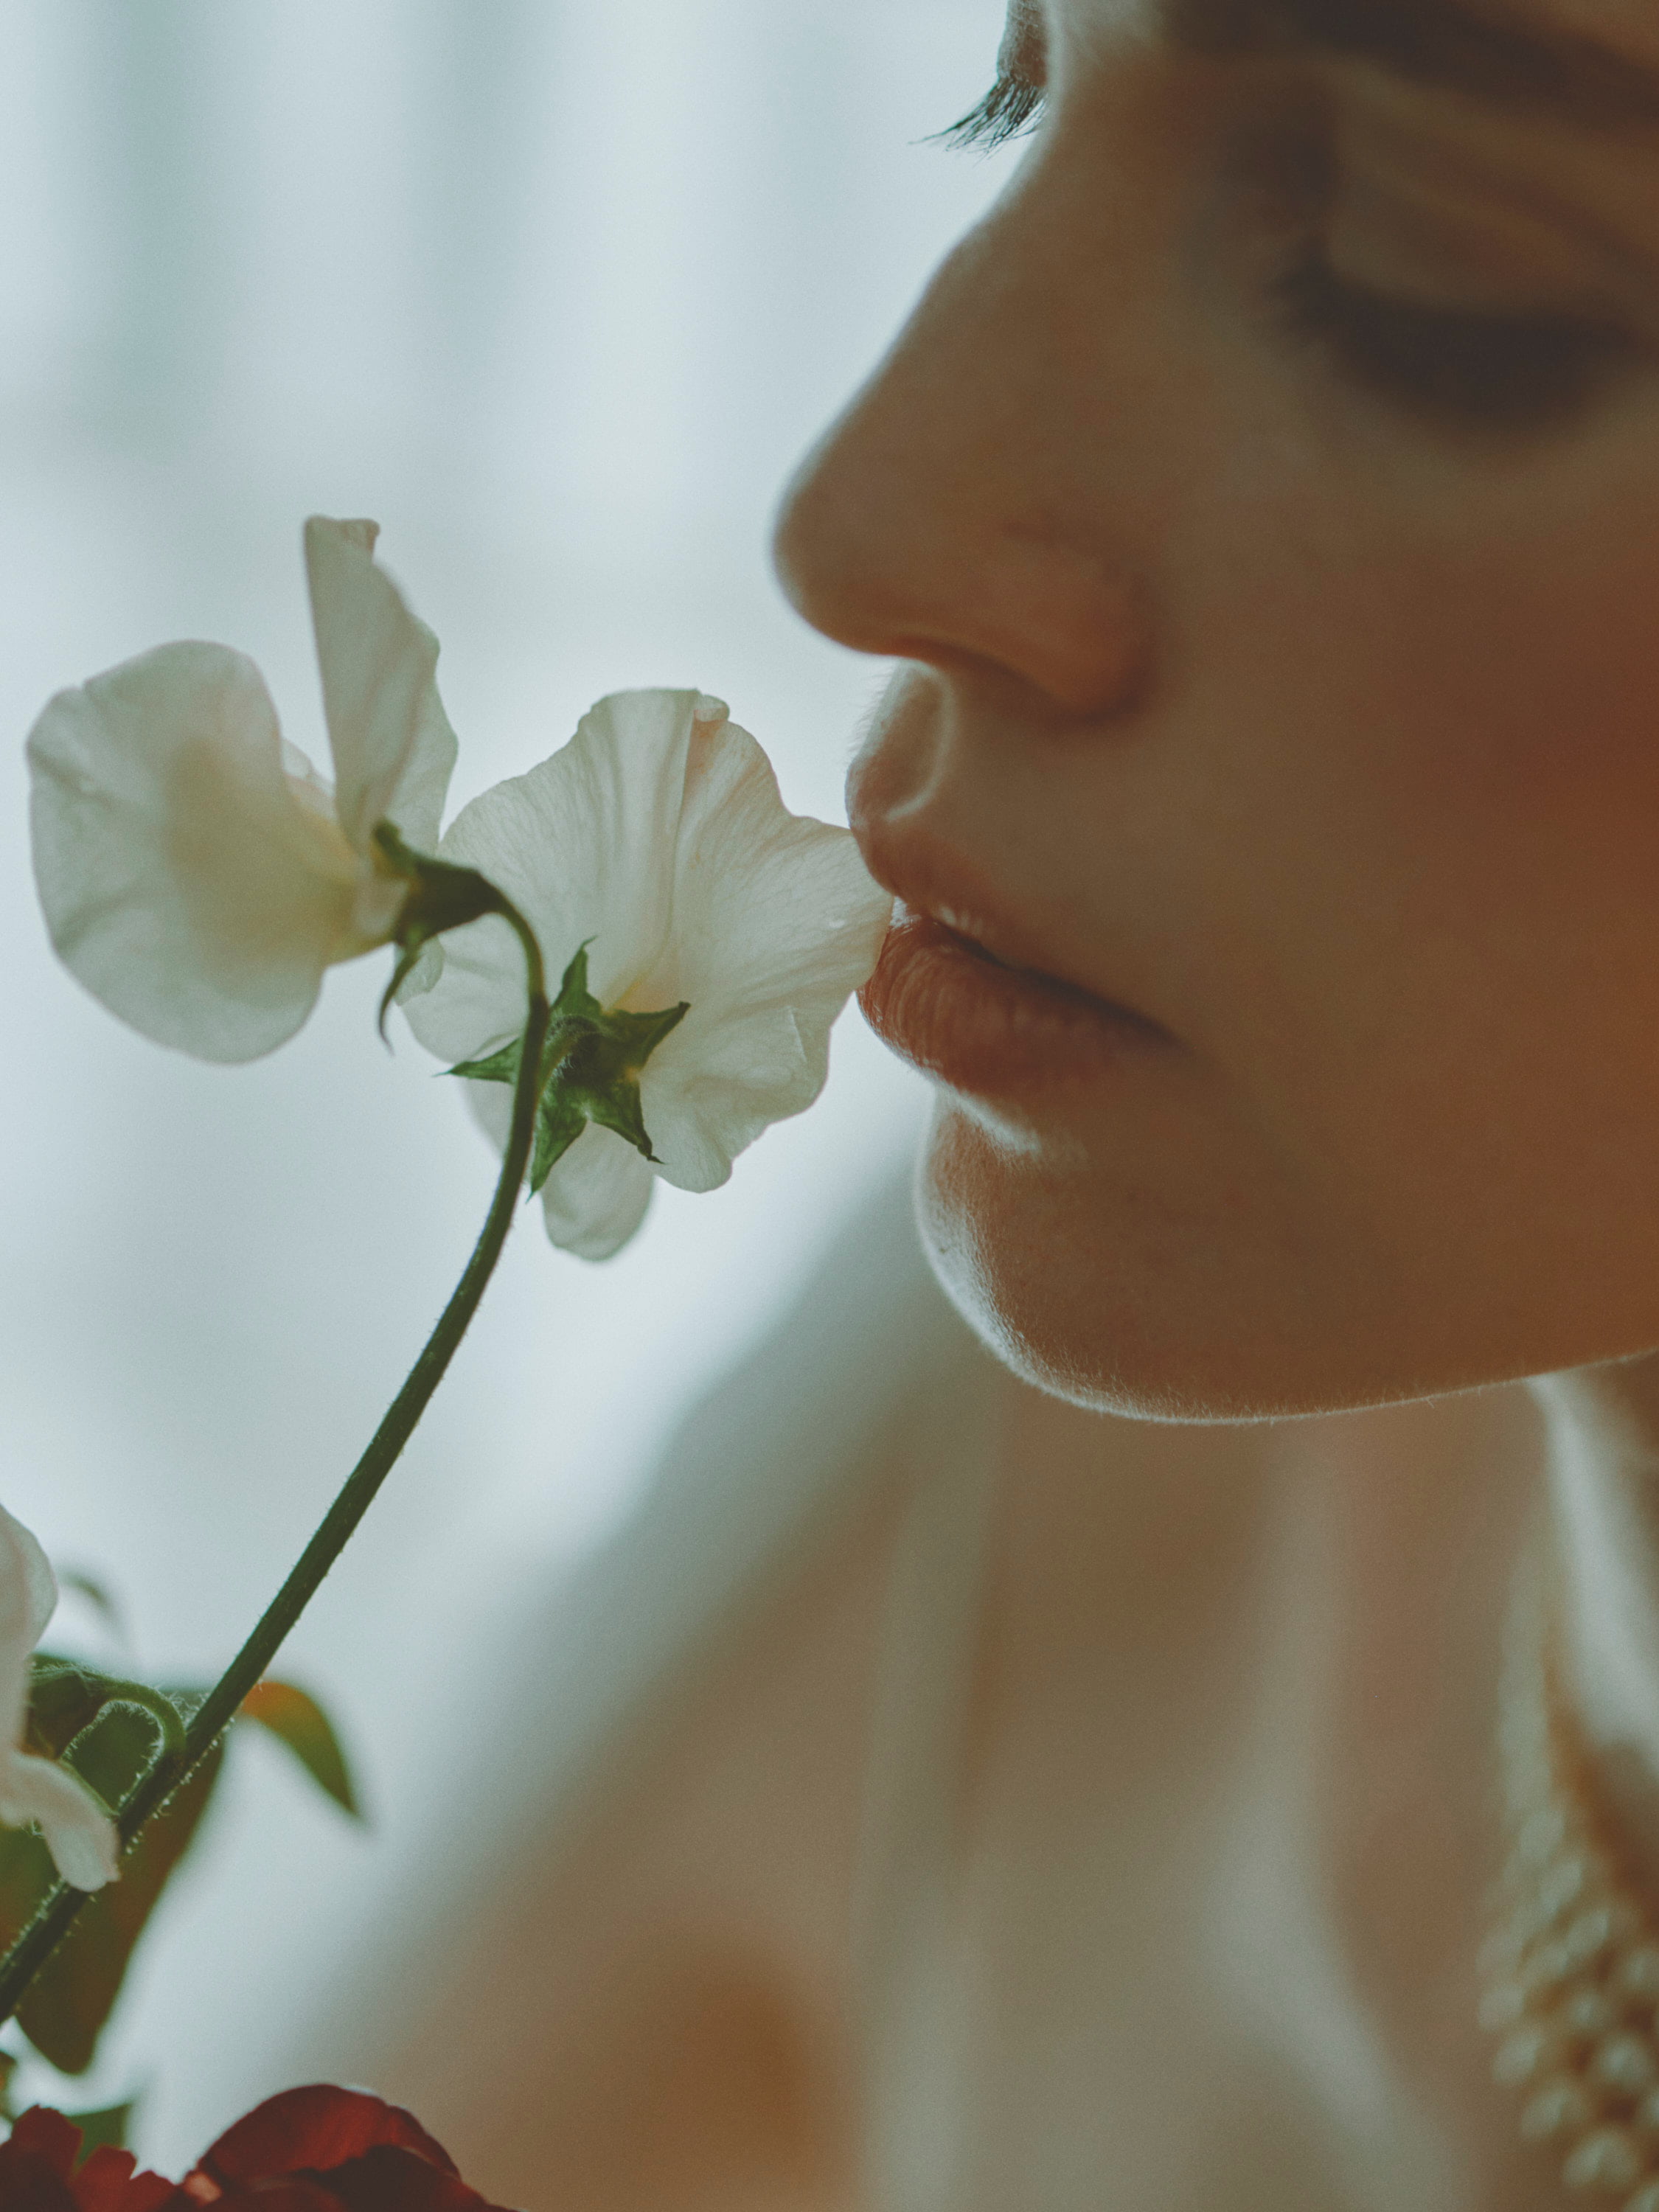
[{"x1": 859, "y1": 909, "x2": 1169, "y2": 1099}]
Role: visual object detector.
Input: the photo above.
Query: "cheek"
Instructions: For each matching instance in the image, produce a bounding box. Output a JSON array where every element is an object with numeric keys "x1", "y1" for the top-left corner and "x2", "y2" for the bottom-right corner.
[
  {"x1": 1267, "y1": 479, "x2": 1659, "y2": 1152},
  {"x1": 914, "y1": 477, "x2": 1659, "y2": 1418},
  {"x1": 1166, "y1": 466, "x2": 1659, "y2": 1387}
]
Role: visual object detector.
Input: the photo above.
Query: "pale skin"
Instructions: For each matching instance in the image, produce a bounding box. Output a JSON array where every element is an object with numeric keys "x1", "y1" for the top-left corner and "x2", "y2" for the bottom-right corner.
[
  {"x1": 778, "y1": 0, "x2": 1659, "y2": 2195},
  {"x1": 319, "y1": 3, "x2": 1659, "y2": 2202}
]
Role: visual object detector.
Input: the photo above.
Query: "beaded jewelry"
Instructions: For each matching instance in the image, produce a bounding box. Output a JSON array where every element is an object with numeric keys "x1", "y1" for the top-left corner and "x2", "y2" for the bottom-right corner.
[{"x1": 1481, "y1": 1574, "x2": 1659, "y2": 2205}]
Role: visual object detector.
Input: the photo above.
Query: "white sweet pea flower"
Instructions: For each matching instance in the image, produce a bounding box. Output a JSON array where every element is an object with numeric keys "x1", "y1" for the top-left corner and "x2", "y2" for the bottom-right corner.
[
  {"x1": 401, "y1": 689, "x2": 894, "y2": 1260},
  {"x1": 27, "y1": 517, "x2": 459, "y2": 1063},
  {"x1": 0, "y1": 1506, "x2": 118, "y2": 1893}
]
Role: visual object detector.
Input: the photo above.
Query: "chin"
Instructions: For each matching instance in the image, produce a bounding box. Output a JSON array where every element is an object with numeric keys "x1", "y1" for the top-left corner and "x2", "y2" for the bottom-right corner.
[{"x1": 911, "y1": 1101, "x2": 1510, "y2": 1425}]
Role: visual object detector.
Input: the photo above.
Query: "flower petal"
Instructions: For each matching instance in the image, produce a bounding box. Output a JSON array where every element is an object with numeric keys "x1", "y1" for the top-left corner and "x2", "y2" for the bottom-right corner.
[
  {"x1": 198, "y1": 2084, "x2": 459, "y2": 2186},
  {"x1": 630, "y1": 716, "x2": 892, "y2": 1191},
  {"x1": 539, "y1": 1125, "x2": 655, "y2": 1259},
  {"x1": 0, "y1": 1506, "x2": 52, "y2": 1759},
  {"x1": 401, "y1": 689, "x2": 721, "y2": 1064},
  {"x1": 462, "y1": 1086, "x2": 653, "y2": 1259},
  {"x1": 28, "y1": 642, "x2": 361, "y2": 1062},
  {"x1": 305, "y1": 517, "x2": 459, "y2": 855},
  {"x1": 0, "y1": 1506, "x2": 58, "y2": 1657},
  {"x1": 0, "y1": 1750, "x2": 119, "y2": 1890}
]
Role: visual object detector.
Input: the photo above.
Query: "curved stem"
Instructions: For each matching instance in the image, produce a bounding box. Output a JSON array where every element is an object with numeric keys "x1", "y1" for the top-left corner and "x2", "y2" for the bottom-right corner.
[{"x1": 0, "y1": 905, "x2": 549, "y2": 2030}]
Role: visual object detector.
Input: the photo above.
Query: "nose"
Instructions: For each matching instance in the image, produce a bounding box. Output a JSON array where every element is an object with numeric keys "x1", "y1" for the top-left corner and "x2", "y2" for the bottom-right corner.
[{"x1": 772, "y1": 205, "x2": 1154, "y2": 726}]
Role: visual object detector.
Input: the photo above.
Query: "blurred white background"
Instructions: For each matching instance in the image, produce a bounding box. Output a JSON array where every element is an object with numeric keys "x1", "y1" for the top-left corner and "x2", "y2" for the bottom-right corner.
[{"x1": 0, "y1": 0, "x2": 1020, "y2": 2168}]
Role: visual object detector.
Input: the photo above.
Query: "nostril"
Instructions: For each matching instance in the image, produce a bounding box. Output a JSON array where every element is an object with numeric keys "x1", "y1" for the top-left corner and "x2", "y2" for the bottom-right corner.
[{"x1": 956, "y1": 547, "x2": 1155, "y2": 723}]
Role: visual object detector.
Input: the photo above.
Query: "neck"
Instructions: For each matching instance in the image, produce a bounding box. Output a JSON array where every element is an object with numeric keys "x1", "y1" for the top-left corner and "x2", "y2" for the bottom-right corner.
[{"x1": 1532, "y1": 1357, "x2": 1659, "y2": 1871}]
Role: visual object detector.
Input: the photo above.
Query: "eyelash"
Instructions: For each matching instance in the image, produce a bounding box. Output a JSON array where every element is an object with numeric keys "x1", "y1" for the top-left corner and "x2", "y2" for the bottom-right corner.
[
  {"x1": 945, "y1": 71, "x2": 1643, "y2": 437},
  {"x1": 1267, "y1": 243, "x2": 1644, "y2": 436},
  {"x1": 940, "y1": 73, "x2": 1047, "y2": 152}
]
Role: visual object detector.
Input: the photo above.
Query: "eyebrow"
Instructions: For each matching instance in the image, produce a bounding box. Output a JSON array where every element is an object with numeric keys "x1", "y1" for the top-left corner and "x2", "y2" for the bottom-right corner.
[{"x1": 1161, "y1": 0, "x2": 1659, "y2": 129}]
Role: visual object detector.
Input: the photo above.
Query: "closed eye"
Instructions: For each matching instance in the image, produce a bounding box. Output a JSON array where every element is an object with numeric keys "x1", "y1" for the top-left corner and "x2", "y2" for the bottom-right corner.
[{"x1": 1270, "y1": 246, "x2": 1646, "y2": 435}]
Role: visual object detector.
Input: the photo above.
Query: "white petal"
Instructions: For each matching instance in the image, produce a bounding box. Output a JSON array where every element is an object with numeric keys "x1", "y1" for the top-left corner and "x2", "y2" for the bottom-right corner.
[
  {"x1": 305, "y1": 516, "x2": 459, "y2": 855},
  {"x1": 630, "y1": 717, "x2": 892, "y2": 1191},
  {"x1": 0, "y1": 1752, "x2": 119, "y2": 1890},
  {"x1": 539, "y1": 1126, "x2": 655, "y2": 1260},
  {"x1": 0, "y1": 1508, "x2": 57, "y2": 1656},
  {"x1": 0, "y1": 1509, "x2": 52, "y2": 1756},
  {"x1": 402, "y1": 689, "x2": 720, "y2": 1065},
  {"x1": 28, "y1": 642, "x2": 361, "y2": 1062},
  {"x1": 461, "y1": 1085, "x2": 655, "y2": 1260}
]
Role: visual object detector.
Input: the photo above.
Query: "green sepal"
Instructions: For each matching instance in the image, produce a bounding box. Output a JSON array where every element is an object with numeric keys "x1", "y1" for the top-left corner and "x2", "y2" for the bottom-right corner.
[
  {"x1": 370, "y1": 821, "x2": 523, "y2": 1041},
  {"x1": 448, "y1": 942, "x2": 689, "y2": 1197}
]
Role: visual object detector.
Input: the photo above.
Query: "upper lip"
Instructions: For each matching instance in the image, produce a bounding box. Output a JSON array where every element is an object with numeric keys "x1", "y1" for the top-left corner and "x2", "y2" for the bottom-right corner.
[{"x1": 857, "y1": 820, "x2": 1162, "y2": 1027}]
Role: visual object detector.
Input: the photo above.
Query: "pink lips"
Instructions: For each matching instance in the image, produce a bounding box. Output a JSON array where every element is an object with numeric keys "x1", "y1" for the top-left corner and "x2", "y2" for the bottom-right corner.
[{"x1": 859, "y1": 904, "x2": 1169, "y2": 1100}]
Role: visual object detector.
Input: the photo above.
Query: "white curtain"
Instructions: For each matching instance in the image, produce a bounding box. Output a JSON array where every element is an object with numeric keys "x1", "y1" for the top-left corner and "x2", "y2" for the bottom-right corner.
[{"x1": 0, "y1": 0, "x2": 1020, "y2": 2171}]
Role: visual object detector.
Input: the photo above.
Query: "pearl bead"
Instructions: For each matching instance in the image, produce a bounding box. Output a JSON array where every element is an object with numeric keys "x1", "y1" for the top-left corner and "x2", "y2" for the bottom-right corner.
[
  {"x1": 1563, "y1": 2127, "x2": 1644, "y2": 2194},
  {"x1": 1542, "y1": 1858, "x2": 1593, "y2": 1920},
  {"x1": 1618, "y1": 1950, "x2": 1659, "y2": 2006},
  {"x1": 1526, "y1": 1941, "x2": 1576, "y2": 1998},
  {"x1": 1566, "y1": 1907, "x2": 1624, "y2": 1973},
  {"x1": 1480, "y1": 1982, "x2": 1528, "y2": 2034},
  {"x1": 1635, "y1": 2089, "x2": 1659, "y2": 2138},
  {"x1": 1496, "y1": 2024, "x2": 1563, "y2": 2087},
  {"x1": 1481, "y1": 1926, "x2": 1528, "y2": 1981},
  {"x1": 1523, "y1": 2077, "x2": 1597, "y2": 2143},
  {"x1": 1623, "y1": 2183, "x2": 1659, "y2": 2212},
  {"x1": 1565, "y1": 1989, "x2": 1621, "y2": 2044},
  {"x1": 1594, "y1": 2035, "x2": 1659, "y2": 2098}
]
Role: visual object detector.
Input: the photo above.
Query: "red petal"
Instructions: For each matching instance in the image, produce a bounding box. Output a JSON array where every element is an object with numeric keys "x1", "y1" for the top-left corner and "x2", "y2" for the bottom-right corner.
[
  {"x1": 72, "y1": 2146, "x2": 178, "y2": 2212},
  {"x1": 7, "y1": 2110, "x2": 82, "y2": 2180},
  {"x1": 319, "y1": 2146, "x2": 515, "y2": 2212},
  {"x1": 0, "y1": 2115, "x2": 80, "y2": 2209},
  {"x1": 200, "y1": 2188, "x2": 338, "y2": 2212},
  {"x1": 195, "y1": 2088, "x2": 456, "y2": 2188},
  {"x1": 0, "y1": 2159, "x2": 78, "y2": 2211}
]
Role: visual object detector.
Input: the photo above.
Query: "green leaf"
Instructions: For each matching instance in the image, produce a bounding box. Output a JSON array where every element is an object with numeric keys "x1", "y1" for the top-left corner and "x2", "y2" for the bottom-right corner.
[
  {"x1": 26, "y1": 1660, "x2": 175, "y2": 1767},
  {"x1": 26, "y1": 1660, "x2": 184, "y2": 1775},
  {"x1": 59, "y1": 1706, "x2": 161, "y2": 1820},
  {"x1": 448, "y1": 942, "x2": 689, "y2": 1194},
  {"x1": 25, "y1": 1659, "x2": 113, "y2": 1759},
  {"x1": 9, "y1": 1742, "x2": 225, "y2": 2076},
  {"x1": 0, "y1": 1664, "x2": 366, "y2": 2077},
  {"x1": 66, "y1": 2101, "x2": 133, "y2": 2160},
  {"x1": 0, "y1": 1668, "x2": 360, "y2": 2076},
  {"x1": 0, "y1": 1664, "x2": 209, "y2": 2076},
  {"x1": 239, "y1": 1680, "x2": 361, "y2": 1821}
]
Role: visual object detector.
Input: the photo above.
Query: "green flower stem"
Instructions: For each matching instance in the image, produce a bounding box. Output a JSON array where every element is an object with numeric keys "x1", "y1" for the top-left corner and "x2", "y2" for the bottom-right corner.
[{"x1": 0, "y1": 905, "x2": 549, "y2": 2031}]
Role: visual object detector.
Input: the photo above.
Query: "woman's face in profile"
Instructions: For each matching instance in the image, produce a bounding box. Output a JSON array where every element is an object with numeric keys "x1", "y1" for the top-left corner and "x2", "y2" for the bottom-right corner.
[{"x1": 775, "y1": 0, "x2": 1659, "y2": 1422}]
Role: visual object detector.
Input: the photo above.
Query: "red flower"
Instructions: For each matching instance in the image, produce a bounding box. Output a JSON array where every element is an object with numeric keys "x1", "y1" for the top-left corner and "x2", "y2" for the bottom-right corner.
[
  {"x1": 0, "y1": 2106, "x2": 172, "y2": 2211},
  {"x1": 0, "y1": 2087, "x2": 516, "y2": 2212}
]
